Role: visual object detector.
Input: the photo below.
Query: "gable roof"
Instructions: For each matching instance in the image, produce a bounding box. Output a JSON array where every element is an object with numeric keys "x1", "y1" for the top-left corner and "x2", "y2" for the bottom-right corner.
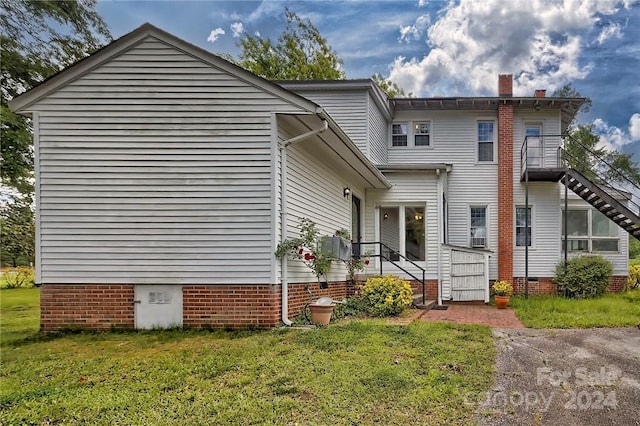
[{"x1": 9, "y1": 23, "x2": 320, "y2": 114}]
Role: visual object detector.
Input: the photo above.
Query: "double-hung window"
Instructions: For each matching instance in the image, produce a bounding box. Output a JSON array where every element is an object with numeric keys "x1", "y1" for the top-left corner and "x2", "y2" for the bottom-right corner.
[
  {"x1": 515, "y1": 207, "x2": 532, "y2": 247},
  {"x1": 414, "y1": 122, "x2": 430, "y2": 146},
  {"x1": 470, "y1": 206, "x2": 487, "y2": 248},
  {"x1": 477, "y1": 121, "x2": 494, "y2": 162},
  {"x1": 392, "y1": 123, "x2": 408, "y2": 147},
  {"x1": 562, "y1": 209, "x2": 619, "y2": 252}
]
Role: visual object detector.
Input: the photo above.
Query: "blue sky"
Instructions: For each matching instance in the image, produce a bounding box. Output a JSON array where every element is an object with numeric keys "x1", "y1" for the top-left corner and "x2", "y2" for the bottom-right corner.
[{"x1": 97, "y1": 0, "x2": 640, "y2": 157}]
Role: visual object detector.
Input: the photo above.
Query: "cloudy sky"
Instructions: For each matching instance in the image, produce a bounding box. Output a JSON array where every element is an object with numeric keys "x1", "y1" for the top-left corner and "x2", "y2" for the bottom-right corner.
[{"x1": 97, "y1": 0, "x2": 640, "y2": 157}]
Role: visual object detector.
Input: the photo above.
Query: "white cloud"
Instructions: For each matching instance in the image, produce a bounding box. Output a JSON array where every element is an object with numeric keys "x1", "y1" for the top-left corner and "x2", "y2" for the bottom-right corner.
[
  {"x1": 596, "y1": 22, "x2": 623, "y2": 45},
  {"x1": 387, "y1": 0, "x2": 629, "y2": 96},
  {"x1": 246, "y1": 1, "x2": 282, "y2": 23},
  {"x1": 629, "y1": 113, "x2": 640, "y2": 141},
  {"x1": 207, "y1": 28, "x2": 225, "y2": 43},
  {"x1": 593, "y1": 118, "x2": 632, "y2": 151},
  {"x1": 399, "y1": 14, "x2": 430, "y2": 43},
  {"x1": 231, "y1": 22, "x2": 244, "y2": 37}
]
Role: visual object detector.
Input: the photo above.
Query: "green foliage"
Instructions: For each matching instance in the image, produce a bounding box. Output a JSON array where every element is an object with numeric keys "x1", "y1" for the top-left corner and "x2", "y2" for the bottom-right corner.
[
  {"x1": 554, "y1": 255, "x2": 613, "y2": 299},
  {"x1": 275, "y1": 218, "x2": 334, "y2": 279},
  {"x1": 491, "y1": 280, "x2": 513, "y2": 296},
  {"x1": 0, "y1": 196, "x2": 35, "y2": 266},
  {"x1": 1, "y1": 0, "x2": 111, "y2": 195},
  {"x1": 371, "y1": 73, "x2": 413, "y2": 98},
  {"x1": 236, "y1": 8, "x2": 345, "y2": 80},
  {"x1": 361, "y1": 275, "x2": 413, "y2": 317},
  {"x1": 628, "y1": 264, "x2": 640, "y2": 290},
  {"x1": 509, "y1": 290, "x2": 640, "y2": 328},
  {"x1": 628, "y1": 238, "x2": 640, "y2": 259},
  {"x1": 1, "y1": 266, "x2": 35, "y2": 288}
]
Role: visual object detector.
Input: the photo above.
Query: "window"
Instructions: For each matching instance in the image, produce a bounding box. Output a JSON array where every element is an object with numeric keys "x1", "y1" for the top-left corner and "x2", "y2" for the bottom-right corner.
[
  {"x1": 379, "y1": 205, "x2": 425, "y2": 262},
  {"x1": 562, "y1": 209, "x2": 619, "y2": 252},
  {"x1": 515, "y1": 207, "x2": 532, "y2": 247},
  {"x1": 470, "y1": 206, "x2": 487, "y2": 248},
  {"x1": 414, "y1": 122, "x2": 430, "y2": 146},
  {"x1": 525, "y1": 124, "x2": 542, "y2": 166},
  {"x1": 478, "y1": 121, "x2": 494, "y2": 162},
  {"x1": 392, "y1": 123, "x2": 408, "y2": 147}
]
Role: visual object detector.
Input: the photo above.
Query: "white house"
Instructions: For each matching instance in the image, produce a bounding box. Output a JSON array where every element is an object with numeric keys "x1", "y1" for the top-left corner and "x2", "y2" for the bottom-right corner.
[{"x1": 10, "y1": 24, "x2": 637, "y2": 330}]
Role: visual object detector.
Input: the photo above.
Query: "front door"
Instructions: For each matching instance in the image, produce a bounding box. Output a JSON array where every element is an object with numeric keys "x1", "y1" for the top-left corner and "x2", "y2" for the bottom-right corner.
[
  {"x1": 134, "y1": 285, "x2": 183, "y2": 329},
  {"x1": 526, "y1": 124, "x2": 543, "y2": 166},
  {"x1": 352, "y1": 195, "x2": 362, "y2": 256}
]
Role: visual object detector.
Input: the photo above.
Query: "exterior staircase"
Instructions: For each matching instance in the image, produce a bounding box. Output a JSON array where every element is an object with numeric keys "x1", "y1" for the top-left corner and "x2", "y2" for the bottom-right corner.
[{"x1": 564, "y1": 169, "x2": 640, "y2": 240}]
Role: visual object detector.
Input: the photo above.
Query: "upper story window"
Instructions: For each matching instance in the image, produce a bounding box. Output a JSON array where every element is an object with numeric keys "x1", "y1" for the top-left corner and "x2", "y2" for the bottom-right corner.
[
  {"x1": 391, "y1": 123, "x2": 408, "y2": 147},
  {"x1": 414, "y1": 122, "x2": 430, "y2": 146},
  {"x1": 477, "y1": 121, "x2": 495, "y2": 162}
]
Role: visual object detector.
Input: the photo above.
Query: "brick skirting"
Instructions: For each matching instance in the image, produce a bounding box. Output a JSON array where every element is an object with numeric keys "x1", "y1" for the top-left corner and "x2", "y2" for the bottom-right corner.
[
  {"x1": 512, "y1": 276, "x2": 628, "y2": 295},
  {"x1": 40, "y1": 284, "x2": 134, "y2": 331}
]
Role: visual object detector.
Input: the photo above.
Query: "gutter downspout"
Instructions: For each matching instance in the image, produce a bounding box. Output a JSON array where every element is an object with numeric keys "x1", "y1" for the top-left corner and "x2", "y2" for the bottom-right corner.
[
  {"x1": 436, "y1": 168, "x2": 443, "y2": 307},
  {"x1": 279, "y1": 119, "x2": 329, "y2": 326}
]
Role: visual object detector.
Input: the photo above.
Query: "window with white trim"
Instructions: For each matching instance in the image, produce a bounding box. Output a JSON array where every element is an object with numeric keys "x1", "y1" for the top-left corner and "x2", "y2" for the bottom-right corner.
[
  {"x1": 391, "y1": 123, "x2": 408, "y2": 147},
  {"x1": 515, "y1": 206, "x2": 532, "y2": 247},
  {"x1": 470, "y1": 206, "x2": 487, "y2": 248},
  {"x1": 477, "y1": 121, "x2": 495, "y2": 162},
  {"x1": 379, "y1": 205, "x2": 425, "y2": 261},
  {"x1": 562, "y1": 208, "x2": 619, "y2": 252},
  {"x1": 414, "y1": 122, "x2": 430, "y2": 146}
]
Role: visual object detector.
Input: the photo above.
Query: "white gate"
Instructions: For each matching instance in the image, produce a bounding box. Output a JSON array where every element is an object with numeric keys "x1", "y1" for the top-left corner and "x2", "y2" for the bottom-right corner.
[{"x1": 442, "y1": 245, "x2": 490, "y2": 302}]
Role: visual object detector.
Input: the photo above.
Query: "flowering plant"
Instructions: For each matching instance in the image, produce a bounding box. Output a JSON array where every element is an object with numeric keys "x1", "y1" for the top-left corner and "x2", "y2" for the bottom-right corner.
[
  {"x1": 275, "y1": 218, "x2": 334, "y2": 279},
  {"x1": 491, "y1": 280, "x2": 513, "y2": 296}
]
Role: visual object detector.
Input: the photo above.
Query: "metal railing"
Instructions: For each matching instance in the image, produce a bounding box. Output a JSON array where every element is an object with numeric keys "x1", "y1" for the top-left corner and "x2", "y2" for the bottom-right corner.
[
  {"x1": 520, "y1": 134, "x2": 564, "y2": 175},
  {"x1": 352, "y1": 241, "x2": 427, "y2": 304}
]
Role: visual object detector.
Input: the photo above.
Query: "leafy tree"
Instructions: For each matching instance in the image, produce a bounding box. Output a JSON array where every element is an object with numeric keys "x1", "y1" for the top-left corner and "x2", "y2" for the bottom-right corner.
[
  {"x1": 371, "y1": 73, "x2": 412, "y2": 98},
  {"x1": 553, "y1": 85, "x2": 640, "y2": 187},
  {"x1": 0, "y1": 196, "x2": 35, "y2": 267},
  {"x1": 236, "y1": 8, "x2": 345, "y2": 80},
  {"x1": 1, "y1": 0, "x2": 111, "y2": 195}
]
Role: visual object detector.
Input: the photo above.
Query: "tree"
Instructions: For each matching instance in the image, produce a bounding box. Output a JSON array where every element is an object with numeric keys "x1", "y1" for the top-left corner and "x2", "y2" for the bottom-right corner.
[
  {"x1": 1, "y1": 0, "x2": 111, "y2": 195},
  {"x1": 553, "y1": 85, "x2": 640, "y2": 187},
  {"x1": 0, "y1": 196, "x2": 35, "y2": 267},
  {"x1": 371, "y1": 73, "x2": 413, "y2": 98},
  {"x1": 236, "y1": 8, "x2": 345, "y2": 80}
]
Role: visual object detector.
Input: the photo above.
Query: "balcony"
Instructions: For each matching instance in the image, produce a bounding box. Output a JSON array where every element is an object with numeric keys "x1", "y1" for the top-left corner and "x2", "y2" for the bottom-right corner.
[{"x1": 520, "y1": 134, "x2": 565, "y2": 182}]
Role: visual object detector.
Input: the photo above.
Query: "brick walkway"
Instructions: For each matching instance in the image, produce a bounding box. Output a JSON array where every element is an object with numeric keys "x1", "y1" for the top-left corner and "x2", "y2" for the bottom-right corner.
[{"x1": 421, "y1": 304, "x2": 525, "y2": 328}]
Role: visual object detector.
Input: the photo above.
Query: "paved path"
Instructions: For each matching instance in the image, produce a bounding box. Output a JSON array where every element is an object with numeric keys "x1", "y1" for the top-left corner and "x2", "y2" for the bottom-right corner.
[{"x1": 421, "y1": 304, "x2": 525, "y2": 328}]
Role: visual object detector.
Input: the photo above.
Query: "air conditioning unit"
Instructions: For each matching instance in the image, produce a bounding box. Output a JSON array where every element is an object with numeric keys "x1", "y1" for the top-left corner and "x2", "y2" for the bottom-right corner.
[{"x1": 320, "y1": 236, "x2": 352, "y2": 261}]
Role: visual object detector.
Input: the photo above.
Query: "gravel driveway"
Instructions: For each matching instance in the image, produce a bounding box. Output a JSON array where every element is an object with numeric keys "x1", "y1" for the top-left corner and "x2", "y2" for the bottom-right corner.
[{"x1": 475, "y1": 328, "x2": 640, "y2": 426}]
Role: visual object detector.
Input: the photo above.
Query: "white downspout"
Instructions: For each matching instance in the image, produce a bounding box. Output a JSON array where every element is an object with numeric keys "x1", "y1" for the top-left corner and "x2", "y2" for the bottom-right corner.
[
  {"x1": 436, "y1": 168, "x2": 443, "y2": 306},
  {"x1": 280, "y1": 119, "x2": 328, "y2": 326}
]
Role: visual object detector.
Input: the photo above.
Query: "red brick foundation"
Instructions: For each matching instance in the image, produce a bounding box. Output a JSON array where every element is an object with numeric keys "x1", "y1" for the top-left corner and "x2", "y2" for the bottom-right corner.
[
  {"x1": 512, "y1": 276, "x2": 628, "y2": 295},
  {"x1": 183, "y1": 284, "x2": 280, "y2": 329},
  {"x1": 407, "y1": 279, "x2": 439, "y2": 301},
  {"x1": 287, "y1": 281, "x2": 349, "y2": 319},
  {"x1": 40, "y1": 284, "x2": 134, "y2": 331}
]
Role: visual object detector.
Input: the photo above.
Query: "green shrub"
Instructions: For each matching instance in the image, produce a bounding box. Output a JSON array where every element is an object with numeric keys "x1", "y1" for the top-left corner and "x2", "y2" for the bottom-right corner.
[
  {"x1": 332, "y1": 296, "x2": 369, "y2": 320},
  {"x1": 1, "y1": 267, "x2": 35, "y2": 289},
  {"x1": 361, "y1": 275, "x2": 413, "y2": 317},
  {"x1": 628, "y1": 264, "x2": 640, "y2": 290},
  {"x1": 554, "y1": 256, "x2": 613, "y2": 299}
]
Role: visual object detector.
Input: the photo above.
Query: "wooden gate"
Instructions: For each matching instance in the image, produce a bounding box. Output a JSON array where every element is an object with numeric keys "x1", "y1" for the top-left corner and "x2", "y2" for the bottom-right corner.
[{"x1": 441, "y1": 245, "x2": 490, "y2": 302}]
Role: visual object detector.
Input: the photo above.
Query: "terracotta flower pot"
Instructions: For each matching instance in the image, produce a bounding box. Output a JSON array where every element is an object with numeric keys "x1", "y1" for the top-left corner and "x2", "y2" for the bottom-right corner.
[
  {"x1": 309, "y1": 304, "x2": 335, "y2": 325},
  {"x1": 495, "y1": 295, "x2": 509, "y2": 309}
]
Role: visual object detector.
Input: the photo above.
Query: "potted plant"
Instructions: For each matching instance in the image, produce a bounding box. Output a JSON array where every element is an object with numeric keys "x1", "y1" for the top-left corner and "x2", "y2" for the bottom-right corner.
[{"x1": 492, "y1": 280, "x2": 513, "y2": 309}]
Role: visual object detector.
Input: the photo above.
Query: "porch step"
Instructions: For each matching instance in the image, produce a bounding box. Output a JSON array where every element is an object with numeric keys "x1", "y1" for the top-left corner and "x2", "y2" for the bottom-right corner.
[{"x1": 412, "y1": 294, "x2": 436, "y2": 310}]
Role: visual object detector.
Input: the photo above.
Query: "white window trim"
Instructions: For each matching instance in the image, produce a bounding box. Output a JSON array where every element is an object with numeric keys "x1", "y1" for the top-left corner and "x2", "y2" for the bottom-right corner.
[
  {"x1": 476, "y1": 118, "x2": 497, "y2": 164},
  {"x1": 515, "y1": 205, "x2": 535, "y2": 249},
  {"x1": 468, "y1": 204, "x2": 489, "y2": 248},
  {"x1": 524, "y1": 121, "x2": 544, "y2": 168},
  {"x1": 377, "y1": 202, "x2": 428, "y2": 266},
  {"x1": 389, "y1": 120, "x2": 434, "y2": 149},
  {"x1": 562, "y1": 207, "x2": 620, "y2": 254}
]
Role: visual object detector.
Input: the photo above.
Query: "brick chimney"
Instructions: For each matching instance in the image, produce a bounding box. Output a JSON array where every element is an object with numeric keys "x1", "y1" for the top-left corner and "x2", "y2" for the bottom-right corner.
[
  {"x1": 498, "y1": 74, "x2": 513, "y2": 97},
  {"x1": 497, "y1": 75, "x2": 514, "y2": 283},
  {"x1": 534, "y1": 89, "x2": 546, "y2": 97}
]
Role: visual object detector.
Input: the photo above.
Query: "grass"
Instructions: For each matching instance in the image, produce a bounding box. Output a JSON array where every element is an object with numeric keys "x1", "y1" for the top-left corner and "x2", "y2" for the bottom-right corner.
[
  {"x1": 0, "y1": 287, "x2": 40, "y2": 345},
  {"x1": 510, "y1": 289, "x2": 640, "y2": 328},
  {"x1": 0, "y1": 288, "x2": 495, "y2": 425}
]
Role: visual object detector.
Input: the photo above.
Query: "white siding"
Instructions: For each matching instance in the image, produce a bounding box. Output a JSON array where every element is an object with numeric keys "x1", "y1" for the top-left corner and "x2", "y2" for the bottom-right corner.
[
  {"x1": 32, "y1": 36, "x2": 306, "y2": 284},
  {"x1": 364, "y1": 172, "x2": 438, "y2": 279},
  {"x1": 367, "y1": 93, "x2": 388, "y2": 164},
  {"x1": 281, "y1": 127, "x2": 365, "y2": 283},
  {"x1": 513, "y1": 111, "x2": 563, "y2": 278},
  {"x1": 290, "y1": 90, "x2": 368, "y2": 156},
  {"x1": 389, "y1": 110, "x2": 500, "y2": 278}
]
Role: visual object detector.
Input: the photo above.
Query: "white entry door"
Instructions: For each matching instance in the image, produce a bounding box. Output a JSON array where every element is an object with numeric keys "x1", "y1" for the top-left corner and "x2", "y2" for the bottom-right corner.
[{"x1": 134, "y1": 285, "x2": 183, "y2": 329}]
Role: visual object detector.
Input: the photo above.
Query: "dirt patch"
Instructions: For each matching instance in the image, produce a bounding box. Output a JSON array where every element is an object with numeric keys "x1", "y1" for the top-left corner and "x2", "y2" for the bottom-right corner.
[{"x1": 475, "y1": 328, "x2": 640, "y2": 426}]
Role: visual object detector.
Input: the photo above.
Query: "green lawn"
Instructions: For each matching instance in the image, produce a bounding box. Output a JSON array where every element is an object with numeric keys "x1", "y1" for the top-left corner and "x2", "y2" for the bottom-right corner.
[
  {"x1": 510, "y1": 289, "x2": 640, "y2": 328},
  {"x1": 0, "y1": 287, "x2": 40, "y2": 345},
  {"x1": 0, "y1": 288, "x2": 495, "y2": 425}
]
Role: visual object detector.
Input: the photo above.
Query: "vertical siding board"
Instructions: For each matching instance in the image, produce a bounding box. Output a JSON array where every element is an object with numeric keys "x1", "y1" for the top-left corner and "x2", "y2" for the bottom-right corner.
[{"x1": 31, "y1": 37, "x2": 307, "y2": 285}]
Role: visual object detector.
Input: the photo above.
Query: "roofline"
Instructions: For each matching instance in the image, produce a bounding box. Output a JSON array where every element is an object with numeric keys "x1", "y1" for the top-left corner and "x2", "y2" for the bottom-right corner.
[
  {"x1": 9, "y1": 23, "x2": 320, "y2": 114},
  {"x1": 377, "y1": 163, "x2": 452, "y2": 172}
]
